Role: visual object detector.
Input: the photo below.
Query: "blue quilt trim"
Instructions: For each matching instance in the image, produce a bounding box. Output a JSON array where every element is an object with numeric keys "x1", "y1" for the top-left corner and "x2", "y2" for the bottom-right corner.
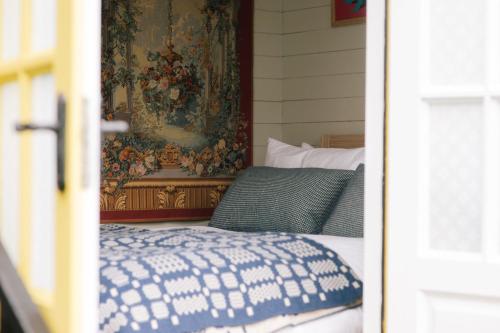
[{"x1": 99, "y1": 225, "x2": 362, "y2": 333}]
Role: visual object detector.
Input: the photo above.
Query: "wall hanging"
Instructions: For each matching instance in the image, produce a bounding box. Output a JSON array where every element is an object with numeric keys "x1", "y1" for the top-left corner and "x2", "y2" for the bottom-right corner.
[
  {"x1": 332, "y1": 0, "x2": 366, "y2": 26},
  {"x1": 100, "y1": 0, "x2": 253, "y2": 222}
]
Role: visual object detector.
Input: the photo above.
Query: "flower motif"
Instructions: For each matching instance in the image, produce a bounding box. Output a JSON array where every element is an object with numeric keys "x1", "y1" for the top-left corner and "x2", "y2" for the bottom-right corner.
[
  {"x1": 162, "y1": 65, "x2": 173, "y2": 75},
  {"x1": 213, "y1": 153, "x2": 222, "y2": 168},
  {"x1": 200, "y1": 147, "x2": 213, "y2": 162},
  {"x1": 195, "y1": 163, "x2": 204, "y2": 176},
  {"x1": 113, "y1": 140, "x2": 122, "y2": 149},
  {"x1": 180, "y1": 155, "x2": 193, "y2": 168},
  {"x1": 148, "y1": 81, "x2": 158, "y2": 89},
  {"x1": 119, "y1": 146, "x2": 134, "y2": 161},
  {"x1": 235, "y1": 158, "x2": 243, "y2": 170},
  {"x1": 144, "y1": 154, "x2": 155, "y2": 169},
  {"x1": 170, "y1": 88, "x2": 180, "y2": 101},
  {"x1": 129, "y1": 162, "x2": 147, "y2": 177},
  {"x1": 217, "y1": 139, "x2": 226, "y2": 150},
  {"x1": 159, "y1": 78, "x2": 169, "y2": 90}
]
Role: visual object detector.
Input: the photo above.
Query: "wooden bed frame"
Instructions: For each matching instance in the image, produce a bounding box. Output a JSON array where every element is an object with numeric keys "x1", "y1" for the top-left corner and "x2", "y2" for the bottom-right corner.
[{"x1": 320, "y1": 134, "x2": 365, "y2": 148}]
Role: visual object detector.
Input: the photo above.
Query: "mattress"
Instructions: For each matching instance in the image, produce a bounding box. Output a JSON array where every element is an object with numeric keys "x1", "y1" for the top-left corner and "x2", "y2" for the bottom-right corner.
[{"x1": 124, "y1": 222, "x2": 364, "y2": 333}]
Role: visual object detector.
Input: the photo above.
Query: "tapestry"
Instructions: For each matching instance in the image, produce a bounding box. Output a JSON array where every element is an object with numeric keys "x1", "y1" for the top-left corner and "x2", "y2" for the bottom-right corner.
[{"x1": 100, "y1": 0, "x2": 253, "y2": 221}]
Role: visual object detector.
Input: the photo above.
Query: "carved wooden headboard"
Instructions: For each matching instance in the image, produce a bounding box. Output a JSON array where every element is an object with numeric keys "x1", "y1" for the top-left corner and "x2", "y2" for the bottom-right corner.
[{"x1": 320, "y1": 134, "x2": 365, "y2": 148}]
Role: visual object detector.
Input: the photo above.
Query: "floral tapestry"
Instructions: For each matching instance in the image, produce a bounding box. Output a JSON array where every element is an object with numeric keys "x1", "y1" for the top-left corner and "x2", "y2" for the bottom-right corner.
[{"x1": 100, "y1": 0, "x2": 253, "y2": 222}]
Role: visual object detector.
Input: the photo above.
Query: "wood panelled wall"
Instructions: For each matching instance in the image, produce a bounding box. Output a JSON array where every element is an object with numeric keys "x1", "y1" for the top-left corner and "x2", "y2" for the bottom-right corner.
[
  {"x1": 282, "y1": 0, "x2": 365, "y2": 146},
  {"x1": 252, "y1": 0, "x2": 366, "y2": 164},
  {"x1": 253, "y1": 0, "x2": 283, "y2": 165}
]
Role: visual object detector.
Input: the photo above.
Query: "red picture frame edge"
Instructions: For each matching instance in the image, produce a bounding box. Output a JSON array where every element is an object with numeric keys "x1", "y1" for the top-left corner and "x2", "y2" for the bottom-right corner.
[{"x1": 331, "y1": 0, "x2": 366, "y2": 27}]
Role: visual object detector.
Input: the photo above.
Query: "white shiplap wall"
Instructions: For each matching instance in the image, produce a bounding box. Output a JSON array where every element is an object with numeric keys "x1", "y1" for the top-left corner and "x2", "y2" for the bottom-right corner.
[
  {"x1": 252, "y1": 0, "x2": 366, "y2": 163},
  {"x1": 253, "y1": 0, "x2": 283, "y2": 165},
  {"x1": 281, "y1": 0, "x2": 366, "y2": 146}
]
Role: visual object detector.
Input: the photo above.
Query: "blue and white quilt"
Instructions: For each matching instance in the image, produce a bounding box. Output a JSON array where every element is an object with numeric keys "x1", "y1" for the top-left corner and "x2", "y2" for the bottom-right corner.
[{"x1": 99, "y1": 225, "x2": 363, "y2": 333}]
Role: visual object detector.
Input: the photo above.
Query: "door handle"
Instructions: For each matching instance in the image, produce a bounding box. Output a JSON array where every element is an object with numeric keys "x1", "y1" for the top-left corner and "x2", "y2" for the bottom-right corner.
[
  {"x1": 15, "y1": 99, "x2": 129, "y2": 192},
  {"x1": 15, "y1": 96, "x2": 66, "y2": 192}
]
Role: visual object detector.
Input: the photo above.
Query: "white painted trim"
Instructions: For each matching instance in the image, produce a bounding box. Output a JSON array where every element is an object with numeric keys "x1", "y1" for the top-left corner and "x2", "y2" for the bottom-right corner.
[
  {"x1": 75, "y1": 0, "x2": 101, "y2": 332},
  {"x1": 363, "y1": 0, "x2": 386, "y2": 332}
]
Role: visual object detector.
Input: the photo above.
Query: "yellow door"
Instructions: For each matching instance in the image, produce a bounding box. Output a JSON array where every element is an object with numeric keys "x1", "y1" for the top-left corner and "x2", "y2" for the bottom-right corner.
[{"x1": 0, "y1": 0, "x2": 101, "y2": 332}]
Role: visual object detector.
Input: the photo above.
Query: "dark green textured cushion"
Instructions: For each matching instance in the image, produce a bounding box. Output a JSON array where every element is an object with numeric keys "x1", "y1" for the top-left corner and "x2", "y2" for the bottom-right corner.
[
  {"x1": 209, "y1": 167, "x2": 354, "y2": 234},
  {"x1": 322, "y1": 164, "x2": 364, "y2": 237}
]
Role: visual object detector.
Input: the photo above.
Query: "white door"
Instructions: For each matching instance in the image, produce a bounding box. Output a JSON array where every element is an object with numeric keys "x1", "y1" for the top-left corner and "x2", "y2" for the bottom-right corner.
[{"x1": 386, "y1": 0, "x2": 500, "y2": 332}]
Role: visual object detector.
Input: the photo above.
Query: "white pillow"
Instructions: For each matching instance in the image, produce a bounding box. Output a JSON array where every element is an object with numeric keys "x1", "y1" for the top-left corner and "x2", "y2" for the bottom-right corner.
[
  {"x1": 301, "y1": 142, "x2": 365, "y2": 170},
  {"x1": 264, "y1": 138, "x2": 311, "y2": 168}
]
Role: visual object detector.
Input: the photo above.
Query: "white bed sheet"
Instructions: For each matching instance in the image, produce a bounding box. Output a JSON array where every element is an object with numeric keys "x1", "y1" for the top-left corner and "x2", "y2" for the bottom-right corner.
[
  {"x1": 119, "y1": 222, "x2": 364, "y2": 333},
  {"x1": 276, "y1": 233, "x2": 363, "y2": 333}
]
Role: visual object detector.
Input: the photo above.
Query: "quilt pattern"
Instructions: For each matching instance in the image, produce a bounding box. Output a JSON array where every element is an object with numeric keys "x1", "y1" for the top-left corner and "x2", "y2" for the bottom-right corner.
[{"x1": 99, "y1": 226, "x2": 363, "y2": 333}]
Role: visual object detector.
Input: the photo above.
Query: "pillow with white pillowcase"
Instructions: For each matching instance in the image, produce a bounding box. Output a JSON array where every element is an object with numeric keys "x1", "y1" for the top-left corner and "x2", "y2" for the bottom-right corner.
[
  {"x1": 264, "y1": 138, "x2": 312, "y2": 168},
  {"x1": 301, "y1": 142, "x2": 365, "y2": 170}
]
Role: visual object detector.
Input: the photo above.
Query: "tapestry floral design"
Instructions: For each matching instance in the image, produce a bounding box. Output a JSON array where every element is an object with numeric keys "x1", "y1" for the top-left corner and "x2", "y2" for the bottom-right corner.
[{"x1": 101, "y1": 0, "x2": 249, "y2": 187}]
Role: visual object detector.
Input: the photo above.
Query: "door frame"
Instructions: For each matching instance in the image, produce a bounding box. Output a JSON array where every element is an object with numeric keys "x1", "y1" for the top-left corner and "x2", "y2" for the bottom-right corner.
[
  {"x1": 363, "y1": 0, "x2": 387, "y2": 332},
  {"x1": 73, "y1": 1, "x2": 102, "y2": 332},
  {"x1": 0, "y1": 0, "x2": 102, "y2": 332}
]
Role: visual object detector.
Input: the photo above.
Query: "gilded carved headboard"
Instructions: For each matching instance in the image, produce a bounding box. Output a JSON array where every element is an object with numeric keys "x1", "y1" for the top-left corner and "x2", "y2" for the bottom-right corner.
[{"x1": 320, "y1": 134, "x2": 365, "y2": 149}]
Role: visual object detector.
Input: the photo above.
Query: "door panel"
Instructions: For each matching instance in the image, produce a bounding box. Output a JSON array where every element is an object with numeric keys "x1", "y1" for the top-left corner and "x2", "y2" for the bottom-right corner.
[
  {"x1": 427, "y1": 0, "x2": 485, "y2": 87},
  {"x1": 418, "y1": 292, "x2": 500, "y2": 333},
  {"x1": 32, "y1": 0, "x2": 57, "y2": 53},
  {"x1": 426, "y1": 101, "x2": 483, "y2": 253},
  {"x1": 30, "y1": 74, "x2": 56, "y2": 291},
  {"x1": 0, "y1": 82, "x2": 21, "y2": 264},
  {"x1": 1, "y1": 0, "x2": 20, "y2": 60},
  {"x1": 387, "y1": 0, "x2": 500, "y2": 332}
]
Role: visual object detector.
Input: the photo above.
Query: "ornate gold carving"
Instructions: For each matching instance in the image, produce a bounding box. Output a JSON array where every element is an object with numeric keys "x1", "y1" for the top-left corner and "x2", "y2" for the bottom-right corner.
[
  {"x1": 102, "y1": 180, "x2": 117, "y2": 194},
  {"x1": 216, "y1": 185, "x2": 227, "y2": 192},
  {"x1": 208, "y1": 191, "x2": 221, "y2": 207},
  {"x1": 115, "y1": 178, "x2": 233, "y2": 188},
  {"x1": 174, "y1": 191, "x2": 186, "y2": 208},
  {"x1": 100, "y1": 178, "x2": 234, "y2": 220},
  {"x1": 100, "y1": 193, "x2": 108, "y2": 210},
  {"x1": 114, "y1": 192, "x2": 128, "y2": 210},
  {"x1": 165, "y1": 185, "x2": 176, "y2": 193},
  {"x1": 209, "y1": 185, "x2": 228, "y2": 207},
  {"x1": 100, "y1": 180, "x2": 118, "y2": 210},
  {"x1": 157, "y1": 191, "x2": 169, "y2": 209},
  {"x1": 158, "y1": 144, "x2": 181, "y2": 168},
  {"x1": 157, "y1": 185, "x2": 178, "y2": 209}
]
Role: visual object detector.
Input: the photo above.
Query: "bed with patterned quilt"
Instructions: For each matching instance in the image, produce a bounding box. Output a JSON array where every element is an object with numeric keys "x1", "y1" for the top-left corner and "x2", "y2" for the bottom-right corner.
[
  {"x1": 99, "y1": 224, "x2": 363, "y2": 333},
  {"x1": 99, "y1": 136, "x2": 366, "y2": 333}
]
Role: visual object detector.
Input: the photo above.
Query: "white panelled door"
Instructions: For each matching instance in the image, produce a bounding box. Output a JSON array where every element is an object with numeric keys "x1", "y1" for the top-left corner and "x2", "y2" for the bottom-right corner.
[{"x1": 386, "y1": 0, "x2": 500, "y2": 332}]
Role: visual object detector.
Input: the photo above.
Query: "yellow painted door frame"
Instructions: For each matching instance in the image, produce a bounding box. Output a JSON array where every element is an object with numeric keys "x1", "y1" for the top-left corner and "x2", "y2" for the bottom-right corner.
[{"x1": 0, "y1": 0, "x2": 99, "y2": 332}]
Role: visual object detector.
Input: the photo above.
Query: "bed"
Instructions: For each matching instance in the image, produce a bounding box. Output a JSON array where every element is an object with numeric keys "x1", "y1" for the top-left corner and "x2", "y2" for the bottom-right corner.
[{"x1": 99, "y1": 135, "x2": 365, "y2": 333}]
